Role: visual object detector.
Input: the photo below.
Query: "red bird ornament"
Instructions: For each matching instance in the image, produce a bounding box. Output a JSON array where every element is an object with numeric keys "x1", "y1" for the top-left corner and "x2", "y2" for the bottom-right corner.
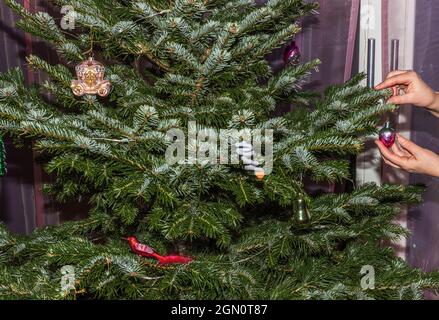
[{"x1": 123, "y1": 236, "x2": 193, "y2": 265}]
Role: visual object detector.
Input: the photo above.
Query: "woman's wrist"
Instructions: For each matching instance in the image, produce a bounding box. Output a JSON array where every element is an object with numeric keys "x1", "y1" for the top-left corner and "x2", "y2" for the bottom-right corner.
[
  {"x1": 429, "y1": 153, "x2": 439, "y2": 178},
  {"x1": 431, "y1": 164, "x2": 439, "y2": 178},
  {"x1": 427, "y1": 92, "x2": 439, "y2": 116}
]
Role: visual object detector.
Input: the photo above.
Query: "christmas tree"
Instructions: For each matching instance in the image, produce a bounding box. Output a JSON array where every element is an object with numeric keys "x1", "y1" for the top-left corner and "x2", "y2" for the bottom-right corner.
[{"x1": 1, "y1": 0, "x2": 439, "y2": 300}]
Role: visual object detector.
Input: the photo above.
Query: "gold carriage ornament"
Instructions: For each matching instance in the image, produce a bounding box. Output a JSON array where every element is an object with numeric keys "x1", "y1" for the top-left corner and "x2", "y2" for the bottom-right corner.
[{"x1": 71, "y1": 57, "x2": 112, "y2": 97}]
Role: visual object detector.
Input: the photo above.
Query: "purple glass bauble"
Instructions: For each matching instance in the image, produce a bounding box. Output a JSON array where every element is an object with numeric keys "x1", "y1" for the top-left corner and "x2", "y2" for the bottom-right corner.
[
  {"x1": 379, "y1": 121, "x2": 396, "y2": 148},
  {"x1": 283, "y1": 41, "x2": 301, "y2": 65}
]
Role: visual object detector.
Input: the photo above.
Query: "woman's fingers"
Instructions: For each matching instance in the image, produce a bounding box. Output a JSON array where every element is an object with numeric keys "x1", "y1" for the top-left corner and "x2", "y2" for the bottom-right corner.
[
  {"x1": 390, "y1": 142, "x2": 410, "y2": 157},
  {"x1": 387, "y1": 93, "x2": 415, "y2": 105},
  {"x1": 387, "y1": 70, "x2": 409, "y2": 78},
  {"x1": 379, "y1": 143, "x2": 403, "y2": 169},
  {"x1": 375, "y1": 140, "x2": 407, "y2": 168},
  {"x1": 396, "y1": 134, "x2": 421, "y2": 156},
  {"x1": 382, "y1": 158, "x2": 402, "y2": 169},
  {"x1": 375, "y1": 72, "x2": 414, "y2": 90}
]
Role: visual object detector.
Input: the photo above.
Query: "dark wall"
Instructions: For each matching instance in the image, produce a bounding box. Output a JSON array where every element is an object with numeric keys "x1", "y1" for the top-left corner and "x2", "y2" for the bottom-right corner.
[
  {"x1": 0, "y1": 1, "x2": 87, "y2": 234},
  {"x1": 407, "y1": 0, "x2": 439, "y2": 299},
  {"x1": 0, "y1": 1, "x2": 37, "y2": 234}
]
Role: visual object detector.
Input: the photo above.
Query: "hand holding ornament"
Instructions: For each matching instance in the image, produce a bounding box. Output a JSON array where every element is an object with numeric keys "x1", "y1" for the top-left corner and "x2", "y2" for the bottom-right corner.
[
  {"x1": 375, "y1": 71, "x2": 439, "y2": 177},
  {"x1": 376, "y1": 134, "x2": 439, "y2": 178}
]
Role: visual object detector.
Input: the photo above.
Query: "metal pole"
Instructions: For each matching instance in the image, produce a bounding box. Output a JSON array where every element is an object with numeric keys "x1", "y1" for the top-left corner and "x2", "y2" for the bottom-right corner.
[
  {"x1": 390, "y1": 39, "x2": 400, "y2": 71},
  {"x1": 390, "y1": 39, "x2": 400, "y2": 124},
  {"x1": 367, "y1": 38, "x2": 376, "y2": 88}
]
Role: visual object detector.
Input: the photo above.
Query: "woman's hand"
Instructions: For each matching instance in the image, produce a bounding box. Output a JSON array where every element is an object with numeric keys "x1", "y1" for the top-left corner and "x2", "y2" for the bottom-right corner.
[
  {"x1": 375, "y1": 134, "x2": 439, "y2": 178},
  {"x1": 375, "y1": 70, "x2": 439, "y2": 117}
]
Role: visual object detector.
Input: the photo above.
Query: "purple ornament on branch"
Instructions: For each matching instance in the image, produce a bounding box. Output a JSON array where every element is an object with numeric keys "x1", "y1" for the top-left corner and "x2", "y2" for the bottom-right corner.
[
  {"x1": 379, "y1": 121, "x2": 396, "y2": 148},
  {"x1": 283, "y1": 41, "x2": 301, "y2": 65}
]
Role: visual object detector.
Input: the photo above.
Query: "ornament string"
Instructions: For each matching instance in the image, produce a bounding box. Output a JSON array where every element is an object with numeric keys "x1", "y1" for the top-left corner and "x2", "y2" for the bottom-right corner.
[
  {"x1": 83, "y1": 29, "x2": 95, "y2": 58},
  {"x1": 0, "y1": 135, "x2": 6, "y2": 177}
]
